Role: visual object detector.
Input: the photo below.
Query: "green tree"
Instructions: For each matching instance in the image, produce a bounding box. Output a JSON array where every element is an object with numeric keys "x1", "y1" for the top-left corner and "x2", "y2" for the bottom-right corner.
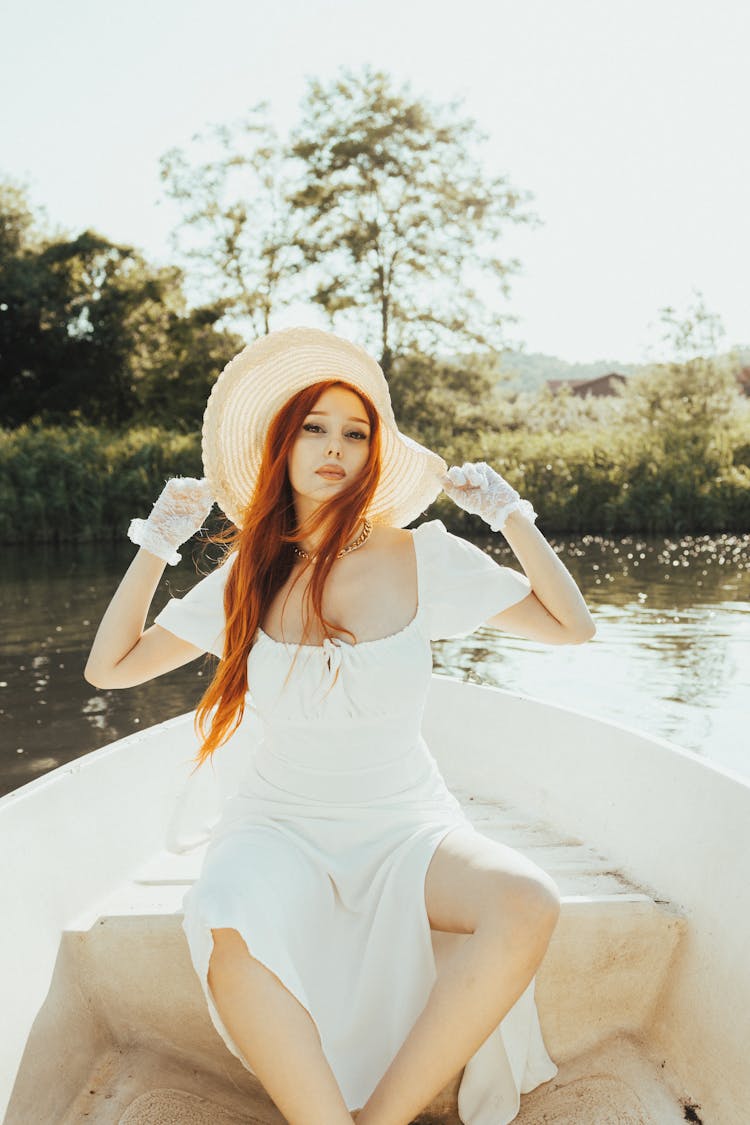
[
  {"x1": 615, "y1": 292, "x2": 748, "y2": 531},
  {"x1": 0, "y1": 179, "x2": 61, "y2": 423},
  {"x1": 159, "y1": 104, "x2": 305, "y2": 337},
  {"x1": 620, "y1": 291, "x2": 743, "y2": 461},
  {"x1": 2, "y1": 227, "x2": 179, "y2": 426},
  {"x1": 287, "y1": 66, "x2": 539, "y2": 375},
  {"x1": 0, "y1": 179, "x2": 46, "y2": 257},
  {"x1": 0, "y1": 180, "x2": 239, "y2": 428},
  {"x1": 388, "y1": 349, "x2": 507, "y2": 463},
  {"x1": 132, "y1": 299, "x2": 244, "y2": 430}
]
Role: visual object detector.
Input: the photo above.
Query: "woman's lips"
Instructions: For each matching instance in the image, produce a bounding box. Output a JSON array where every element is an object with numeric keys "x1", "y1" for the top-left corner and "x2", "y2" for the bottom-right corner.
[{"x1": 316, "y1": 468, "x2": 345, "y2": 479}]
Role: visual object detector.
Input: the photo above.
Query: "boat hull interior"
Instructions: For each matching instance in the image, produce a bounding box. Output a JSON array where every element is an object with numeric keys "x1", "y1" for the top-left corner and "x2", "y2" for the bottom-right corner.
[{"x1": 3, "y1": 675, "x2": 748, "y2": 1124}]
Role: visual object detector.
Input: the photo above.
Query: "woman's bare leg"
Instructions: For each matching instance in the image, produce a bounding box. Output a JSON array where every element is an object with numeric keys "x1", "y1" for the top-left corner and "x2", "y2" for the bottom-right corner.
[
  {"x1": 208, "y1": 927, "x2": 354, "y2": 1125},
  {"x1": 355, "y1": 830, "x2": 561, "y2": 1125}
]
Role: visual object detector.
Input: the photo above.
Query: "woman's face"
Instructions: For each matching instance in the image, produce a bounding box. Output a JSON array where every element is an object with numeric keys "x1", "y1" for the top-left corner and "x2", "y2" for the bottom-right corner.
[{"x1": 287, "y1": 384, "x2": 371, "y2": 507}]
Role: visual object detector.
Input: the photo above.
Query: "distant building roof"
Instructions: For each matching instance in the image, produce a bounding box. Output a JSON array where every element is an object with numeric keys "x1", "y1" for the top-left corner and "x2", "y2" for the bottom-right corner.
[
  {"x1": 547, "y1": 372, "x2": 628, "y2": 397},
  {"x1": 547, "y1": 367, "x2": 750, "y2": 398}
]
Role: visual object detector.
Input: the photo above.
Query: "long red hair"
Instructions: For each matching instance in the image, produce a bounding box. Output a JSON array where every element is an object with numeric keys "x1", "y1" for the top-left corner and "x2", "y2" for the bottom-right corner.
[{"x1": 191, "y1": 379, "x2": 382, "y2": 770}]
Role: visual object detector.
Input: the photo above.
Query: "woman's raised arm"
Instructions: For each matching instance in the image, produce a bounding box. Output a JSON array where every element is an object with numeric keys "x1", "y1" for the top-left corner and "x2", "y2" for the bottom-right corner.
[
  {"x1": 84, "y1": 477, "x2": 214, "y2": 689},
  {"x1": 84, "y1": 548, "x2": 208, "y2": 688},
  {"x1": 439, "y1": 461, "x2": 596, "y2": 644}
]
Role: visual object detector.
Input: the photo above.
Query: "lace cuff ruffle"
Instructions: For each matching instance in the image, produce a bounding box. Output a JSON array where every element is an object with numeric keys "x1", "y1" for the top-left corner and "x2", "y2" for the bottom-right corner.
[
  {"x1": 126, "y1": 477, "x2": 215, "y2": 567},
  {"x1": 488, "y1": 497, "x2": 539, "y2": 533},
  {"x1": 127, "y1": 518, "x2": 182, "y2": 566}
]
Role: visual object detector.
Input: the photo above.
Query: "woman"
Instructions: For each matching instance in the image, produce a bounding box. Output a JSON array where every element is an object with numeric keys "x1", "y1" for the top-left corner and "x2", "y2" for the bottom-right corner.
[{"x1": 85, "y1": 326, "x2": 596, "y2": 1125}]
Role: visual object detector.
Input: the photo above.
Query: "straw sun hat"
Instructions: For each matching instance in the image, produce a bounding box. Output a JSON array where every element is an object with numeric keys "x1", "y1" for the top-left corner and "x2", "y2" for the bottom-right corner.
[{"x1": 202, "y1": 326, "x2": 448, "y2": 529}]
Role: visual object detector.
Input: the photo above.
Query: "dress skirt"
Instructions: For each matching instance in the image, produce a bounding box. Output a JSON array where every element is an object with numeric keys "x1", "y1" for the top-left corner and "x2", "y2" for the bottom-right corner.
[
  {"x1": 180, "y1": 725, "x2": 558, "y2": 1123},
  {"x1": 156, "y1": 518, "x2": 560, "y2": 1122}
]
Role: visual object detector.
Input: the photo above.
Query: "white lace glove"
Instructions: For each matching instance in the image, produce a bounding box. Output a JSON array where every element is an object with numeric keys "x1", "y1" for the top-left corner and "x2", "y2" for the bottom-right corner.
[
  {"x1": 127, "y1": 477, "x2": 215, "y2": 565},
  {"x1": 440, "y1": 461, "x2": 538, "y2": 533}
]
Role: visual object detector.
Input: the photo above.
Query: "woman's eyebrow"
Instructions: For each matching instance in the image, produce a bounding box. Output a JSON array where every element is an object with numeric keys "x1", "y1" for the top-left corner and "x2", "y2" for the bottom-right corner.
[{"x1": 307, "y1": 411, "x2": 370, "y2": 425}]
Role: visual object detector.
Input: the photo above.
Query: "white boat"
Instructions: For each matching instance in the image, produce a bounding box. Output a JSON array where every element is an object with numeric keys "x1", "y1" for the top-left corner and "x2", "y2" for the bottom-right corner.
[{"x1": 2, "y1": 674, "x2": 748, "y2": 1124}]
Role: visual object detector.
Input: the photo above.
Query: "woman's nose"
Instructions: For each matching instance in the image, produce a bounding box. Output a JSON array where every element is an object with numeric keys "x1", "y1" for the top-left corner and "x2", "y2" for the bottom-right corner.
[{"x1": 326, "y1": 435, "x2": 343, "y2": 457}]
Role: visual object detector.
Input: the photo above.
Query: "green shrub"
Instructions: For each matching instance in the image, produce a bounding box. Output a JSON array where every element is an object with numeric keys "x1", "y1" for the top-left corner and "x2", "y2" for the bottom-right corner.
[
  {"x1": 0, "y1": 422, "x2": 201, "y2": 543},
  {"x1": 1, "y1": 419, "x2": 747, "y2": 541},
  {"x1": 425, "y1": 422, "x2": 748, "y2": 535}
]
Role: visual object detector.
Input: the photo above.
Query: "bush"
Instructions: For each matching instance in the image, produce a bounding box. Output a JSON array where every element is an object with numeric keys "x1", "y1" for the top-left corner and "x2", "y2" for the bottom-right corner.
[
  {"x1": 424, "y1": 422, "x2": 749, "y2": 535},
  {"x1": 0, "y1": 422, "x2": 202, "y2": 543},
  {"x1": 1, "y1": 418, "x2": 748, "y2": 542}
]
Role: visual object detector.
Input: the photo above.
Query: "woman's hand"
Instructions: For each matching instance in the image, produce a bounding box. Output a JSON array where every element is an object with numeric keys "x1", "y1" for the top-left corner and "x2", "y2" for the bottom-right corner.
[
  {"x1": 439, "y1": 461, "x2": 538, "y2": 532},
  {"x1": 127, "y1": 477, "x2": 215, "y2": 565}
]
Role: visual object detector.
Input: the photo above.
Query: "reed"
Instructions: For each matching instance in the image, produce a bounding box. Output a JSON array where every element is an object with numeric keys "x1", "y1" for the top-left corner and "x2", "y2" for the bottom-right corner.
[
  {"x1": 0, "y1": 422, "x2": 202, "y2": 544},
  {"x1": 1, "y1": 420, "x2": 748, "y2": 542},
  {"x1": 432, "y1": 424, "x2": 750, "y2": 537}
]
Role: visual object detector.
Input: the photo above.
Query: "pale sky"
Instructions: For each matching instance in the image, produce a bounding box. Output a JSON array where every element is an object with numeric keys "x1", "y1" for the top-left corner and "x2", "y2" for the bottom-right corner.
[{"x1": 2, "y1": 0, "x2": 748, "y2": 365}]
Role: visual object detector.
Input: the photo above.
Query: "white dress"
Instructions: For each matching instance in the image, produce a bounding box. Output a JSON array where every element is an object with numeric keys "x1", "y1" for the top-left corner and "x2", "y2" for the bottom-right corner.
[{"x1": 154, "y1": 518, "x2": 558, "y2": 1123}]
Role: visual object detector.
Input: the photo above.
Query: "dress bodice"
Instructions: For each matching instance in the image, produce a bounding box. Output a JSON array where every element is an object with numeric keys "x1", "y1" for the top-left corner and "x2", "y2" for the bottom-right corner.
[
  {"x1": 154, "y1": 517, "x2": 533, "y2": 725},
  {"x1": 248, "y1": 608, "x2": 434, "y2": 727},
  {"x1": 154, "y1": 518, "x2": 532, "y2": 810}
]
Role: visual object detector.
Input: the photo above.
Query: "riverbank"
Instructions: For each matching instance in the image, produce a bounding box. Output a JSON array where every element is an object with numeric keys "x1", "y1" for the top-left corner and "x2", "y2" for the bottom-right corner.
[{"x1": 2, "y1": 420, "x2": 749, "y2": 540}]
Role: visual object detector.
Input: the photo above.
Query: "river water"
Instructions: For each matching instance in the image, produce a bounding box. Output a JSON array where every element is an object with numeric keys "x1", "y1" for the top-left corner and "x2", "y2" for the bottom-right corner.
[{"x1": 1, "y1": 531, "x2": 748, "y2": 799}]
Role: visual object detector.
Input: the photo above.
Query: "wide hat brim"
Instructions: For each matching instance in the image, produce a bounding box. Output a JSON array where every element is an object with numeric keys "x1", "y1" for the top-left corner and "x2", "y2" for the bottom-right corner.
[{"x1": 202, "y1": 326, "x2": 448, "y2": 529}]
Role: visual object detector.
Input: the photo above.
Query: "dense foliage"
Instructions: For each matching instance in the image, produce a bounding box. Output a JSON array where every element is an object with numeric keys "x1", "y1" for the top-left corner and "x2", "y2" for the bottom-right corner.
[
  {"x1": 0, "y1": 423, "x2": 202, "y2": 543},
  {"x1": 2, "y1": 387, "x2": 748, "y2": 543},
  {"x1": 0, "y1": 182, "x2": 243, "y2": 430},
  {"x1": 1, "y1": 67, "x2": 747, "y2": 539}
]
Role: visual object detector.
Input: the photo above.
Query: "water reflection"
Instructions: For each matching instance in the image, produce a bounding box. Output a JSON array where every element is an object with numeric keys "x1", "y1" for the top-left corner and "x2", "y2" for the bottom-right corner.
[
  {"x1": 436, "y1": 531, "x2": 750, "y2": 776},
  {"x1": 0, "y1": 530, "x2": 748, "y2": 799}
]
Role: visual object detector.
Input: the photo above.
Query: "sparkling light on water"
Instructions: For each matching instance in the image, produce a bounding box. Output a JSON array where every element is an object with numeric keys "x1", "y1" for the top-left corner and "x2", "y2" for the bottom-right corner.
[{"x1": 1, "y1": 532, "x2": 748, "y2": 798}]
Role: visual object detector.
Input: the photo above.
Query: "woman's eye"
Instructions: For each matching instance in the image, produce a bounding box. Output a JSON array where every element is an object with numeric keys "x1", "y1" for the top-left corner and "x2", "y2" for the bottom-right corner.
[{"x1": 302, "y1": 423, "x2": 368, "y2": 440}]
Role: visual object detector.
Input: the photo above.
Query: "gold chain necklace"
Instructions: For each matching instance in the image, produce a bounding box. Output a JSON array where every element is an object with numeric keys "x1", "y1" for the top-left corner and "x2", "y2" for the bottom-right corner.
[{"x1": 293, "y1": 519, "x2": 373, "y2": 561}]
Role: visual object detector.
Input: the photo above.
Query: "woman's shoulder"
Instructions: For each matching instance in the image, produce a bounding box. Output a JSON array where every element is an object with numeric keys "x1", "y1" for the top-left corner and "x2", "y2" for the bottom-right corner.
[
  {"x1": 366, "y1": 523, "x2": 415, "y2": 573},
  {"x1": 374, "y1": 518, "x2": 447, "y2": 545},
  {"x1": 370, "y1": 519, "x2": 447, "y2": 564},
  {"x1": 372, "y1": 523, "x2": 412, "y2": 544}
]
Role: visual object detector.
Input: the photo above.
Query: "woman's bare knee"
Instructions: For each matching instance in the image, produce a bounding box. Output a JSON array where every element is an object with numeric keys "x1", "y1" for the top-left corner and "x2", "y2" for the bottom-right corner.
[{"x1": 480, "y1": 869, "x2": 561, "y2": 947}]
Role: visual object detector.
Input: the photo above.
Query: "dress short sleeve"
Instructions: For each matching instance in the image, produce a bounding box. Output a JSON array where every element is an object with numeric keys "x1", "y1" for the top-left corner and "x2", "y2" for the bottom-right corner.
[
  {"x1": 153, "y1": 554, "x2": 236, "y2": 658},
  {"x1": 414, "y1": 519, "x2": 531, "y2": 641}
]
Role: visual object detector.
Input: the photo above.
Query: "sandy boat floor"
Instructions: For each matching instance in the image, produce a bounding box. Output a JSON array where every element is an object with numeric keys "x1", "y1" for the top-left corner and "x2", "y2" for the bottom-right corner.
[
  {"x1": 64, "y1": 1035, "x2": 692, "y2": 1125},
  {"x1": 51, "y1": 788, "x2": 694, "y2": 1125}
]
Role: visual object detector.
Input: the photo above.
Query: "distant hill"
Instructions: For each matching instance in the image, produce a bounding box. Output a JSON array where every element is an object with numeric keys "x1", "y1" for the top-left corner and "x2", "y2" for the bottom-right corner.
[{"x1": 487, "y1": 344, "x2": 750, "y2": 395}]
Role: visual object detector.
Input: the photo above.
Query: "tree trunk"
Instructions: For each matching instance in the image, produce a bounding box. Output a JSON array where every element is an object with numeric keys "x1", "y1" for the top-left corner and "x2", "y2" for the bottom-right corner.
[{"x1": 380, "y1": 290, "x2": 391, "y2": 378}]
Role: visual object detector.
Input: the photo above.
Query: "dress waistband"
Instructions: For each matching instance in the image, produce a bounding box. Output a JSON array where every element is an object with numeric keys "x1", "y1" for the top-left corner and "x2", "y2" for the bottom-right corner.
[{"x1": 247, "y1": 719, "x2": 432, "y2": 804}]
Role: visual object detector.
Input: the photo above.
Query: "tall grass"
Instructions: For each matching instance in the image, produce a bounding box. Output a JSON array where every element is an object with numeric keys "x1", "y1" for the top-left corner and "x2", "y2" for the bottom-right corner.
[
  {"x1": 1, "y1": 419, "x2": 748, "y2": 542},
  {"x1": 431, "y1": 424, "x2": 750, "y2": 536},
  {"x1": 0, "y1": 422, "x2": 202, "y2": 544}
]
